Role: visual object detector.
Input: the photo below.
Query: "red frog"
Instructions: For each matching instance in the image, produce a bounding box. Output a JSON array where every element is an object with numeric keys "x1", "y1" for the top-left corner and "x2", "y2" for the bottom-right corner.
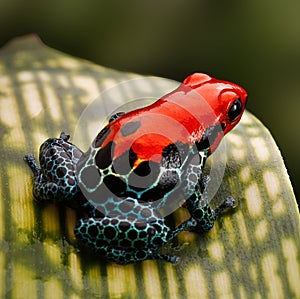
[{"x1": 24, "y1": 73, "x2": 247, "y2": 264}]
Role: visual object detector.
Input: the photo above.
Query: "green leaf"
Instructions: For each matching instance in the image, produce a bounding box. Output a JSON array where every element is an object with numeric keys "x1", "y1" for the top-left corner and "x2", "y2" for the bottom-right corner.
[{"x1": 0, "y1": 35, "x2": 299, "y2": 299}]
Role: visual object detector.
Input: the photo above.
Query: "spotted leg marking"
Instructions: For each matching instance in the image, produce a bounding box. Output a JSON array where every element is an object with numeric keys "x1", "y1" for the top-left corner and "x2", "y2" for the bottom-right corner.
[
  {"x1": 185, "y1": 176, "x2": 236, "y2": 233},
  {"x1": 24, "y1": 132, "x2": 83, "y2": 203},
  {"x1": 74, "y1": 215, "x2": 197, "y2": 264},
  {"x1": 24, "y1": 153, "x2": 63, "y2": 202}
]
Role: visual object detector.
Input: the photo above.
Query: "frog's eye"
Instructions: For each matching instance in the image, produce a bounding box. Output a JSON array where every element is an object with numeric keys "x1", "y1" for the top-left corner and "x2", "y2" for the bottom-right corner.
[{"x1": 228, "y1": 98, "x2": 243, "y2": 122}]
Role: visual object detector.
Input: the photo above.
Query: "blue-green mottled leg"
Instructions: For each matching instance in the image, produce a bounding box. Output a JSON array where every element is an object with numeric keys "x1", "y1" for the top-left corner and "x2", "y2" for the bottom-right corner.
[
  {"x1": 24, "y1": 154, "x2": 62, "y2": 202},
  {"x1": 75, "y1": 216, "x2": 196, "y2": 264},
  {"x1": 186, "y1": 177, "x2": 236, "y2": 233}
]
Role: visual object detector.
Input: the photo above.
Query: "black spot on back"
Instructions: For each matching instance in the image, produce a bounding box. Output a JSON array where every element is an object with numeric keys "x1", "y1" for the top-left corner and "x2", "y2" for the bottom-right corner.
[
  {"x1": 140, "y1": 183, "x2": 169, "y2": 202},
  {"x1": 133, "y1": 159, "x2": 160, "y2": 177},
  {"x1": 93, "y1": 126, "x2": 111, "y2": 148},
  {"x1": 103, "y1": 174, "x2": 127, "y2": 196},
  {"x1": 128, "y1": 160, "x2": 160, "y2": 192},
  {"x1": 196, "y1": 135, "x2": 209, "y2": 151},
  {"x1": 95, "y1": 141, "x2": 114, "y2": 170},
  {"x1": 161, "y1": 142, "x2": 189, "y2": 168},
  {"x1": 133, "y1": 160, "x2": 151, "y2": 176},
  {"x1": 111, "y1": 148, "x2": 137, "y2": 176},
  {"x1": 196, "y1": 124, "x2": 222, "y2": 151},
  {"x1": 136, "y1": 167, "x2": 181, "y2": 203},
  {"x1": 120, "y1": 121, "x2": 141, "y2": 137},
  {"x1": 128, "y1": 148, "x2": 138, "y2": 169},
  {"x1": 159, "y1": 169, "x2": 179, "y2": 189}
]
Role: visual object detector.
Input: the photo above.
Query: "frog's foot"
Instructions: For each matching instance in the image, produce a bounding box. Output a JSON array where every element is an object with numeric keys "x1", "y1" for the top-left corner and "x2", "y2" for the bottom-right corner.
[
  {"x1": 59, "y1": 132, "x2": 70, "y2": 141},
  {"x1": 214, "y1": 196, "x2": 236, "y2": 218},
  {"x1": 24, "y1": 153, "x2": 64, "y2": 202},
  {"x1": 186, "y1": 194, "x2": 237, "y2": 233},
  {"x1": 24, "y1": 154, "x2": 40, "y2": 176},
  {"x1": 149, "y1": 252, "x2": 180, "y2": 264}
]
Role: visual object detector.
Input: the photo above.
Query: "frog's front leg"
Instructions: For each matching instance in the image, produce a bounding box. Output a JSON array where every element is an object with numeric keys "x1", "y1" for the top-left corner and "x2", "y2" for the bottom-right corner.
[
  {"x1": 74, "y1": 215, "x2": 196, "y2": 264},
  {"x1": 186, "y1": 178, "x2": 236, "y2": 233},
  {"x1": 24, "y1": 153, "x2": 63, "y2": 202},
  {"x1": 24, "y1": 132, "x2": 82, "y2": 203}
]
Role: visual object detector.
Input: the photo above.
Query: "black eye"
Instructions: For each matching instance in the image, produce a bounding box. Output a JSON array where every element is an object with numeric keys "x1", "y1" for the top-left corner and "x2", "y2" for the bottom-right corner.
[{"x1": 228, "y1": 98, "x2": 243, "y2": 122}]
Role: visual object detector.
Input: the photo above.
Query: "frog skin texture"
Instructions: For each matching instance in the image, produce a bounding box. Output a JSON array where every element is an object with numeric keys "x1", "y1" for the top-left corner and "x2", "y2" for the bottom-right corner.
[{"x1": 24, "y1": 73, "x2": 248, "y2": 264}]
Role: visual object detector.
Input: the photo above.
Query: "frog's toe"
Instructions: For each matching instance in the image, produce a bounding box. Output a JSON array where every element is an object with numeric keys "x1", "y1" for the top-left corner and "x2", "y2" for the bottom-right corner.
[
  {"x1": 224, "y1": 196, "x2": 237, "y2": 208},
  {"x1": 24, "y1": 153, "x2": 33, "y2": 161},
  {"x1": 170, "y1": 256, "x2": 180, "y2": 264},
  {"x1": 200, "y1": 175, "x2": 210, "y2": 190},
  {"x1": 214, "y1": 196, "x2": 237, "y2": 217},
  {"x1": 150, "y1": 253, "x2": 180, "y2": 264},
  {"x1": 24, "y1": 154, "x2": 40, "y2": 174},
  {"x1": 59, "y1": 132, "x2": 70, "y2": 141}
]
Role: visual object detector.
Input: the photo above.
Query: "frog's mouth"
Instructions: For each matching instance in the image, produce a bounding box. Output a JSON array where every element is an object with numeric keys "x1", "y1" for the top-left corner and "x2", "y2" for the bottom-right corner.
[{"x1": 195, "y1": 123, "x2": 224, "y2": 152}]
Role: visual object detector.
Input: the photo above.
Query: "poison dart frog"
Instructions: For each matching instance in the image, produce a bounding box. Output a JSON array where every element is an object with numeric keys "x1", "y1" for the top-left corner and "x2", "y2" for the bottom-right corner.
[{"x1": 24, "y1": 73, "x2": 247, "y2": 264}]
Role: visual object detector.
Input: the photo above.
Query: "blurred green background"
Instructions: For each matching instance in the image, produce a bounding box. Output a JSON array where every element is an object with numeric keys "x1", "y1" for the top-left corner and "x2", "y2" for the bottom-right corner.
[{"x1": 0, "y1": 0, "x2": 299, "y2": 200}]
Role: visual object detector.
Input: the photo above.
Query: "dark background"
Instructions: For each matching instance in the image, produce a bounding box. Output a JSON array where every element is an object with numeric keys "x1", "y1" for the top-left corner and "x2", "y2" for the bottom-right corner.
[{"x1": 0, "y1": 1, "x2": 299, "y2": 200}]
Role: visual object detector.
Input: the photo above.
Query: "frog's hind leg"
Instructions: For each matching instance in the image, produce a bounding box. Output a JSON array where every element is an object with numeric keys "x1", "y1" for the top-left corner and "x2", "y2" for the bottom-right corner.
[
  {"x1": 24, "y1": 153, "x2": 79, "y2": 203},
  {"x1": 74, "y1": 215, "x2": 196, "y2": 264},
  {"x1": 74, "y1": 217, "x2": 179, "y2": 264},
  {"x1": 110, "y1": 218, "x2": 197, "y2": 264},
  {"x1": 24, "y1": 154, "x2": 61, "y2": 202}
]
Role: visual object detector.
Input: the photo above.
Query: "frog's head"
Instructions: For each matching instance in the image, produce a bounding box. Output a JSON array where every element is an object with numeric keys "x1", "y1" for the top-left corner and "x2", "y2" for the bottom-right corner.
[{"x1": 182, "y1": 73, "x2": 248, "y2": 153}]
